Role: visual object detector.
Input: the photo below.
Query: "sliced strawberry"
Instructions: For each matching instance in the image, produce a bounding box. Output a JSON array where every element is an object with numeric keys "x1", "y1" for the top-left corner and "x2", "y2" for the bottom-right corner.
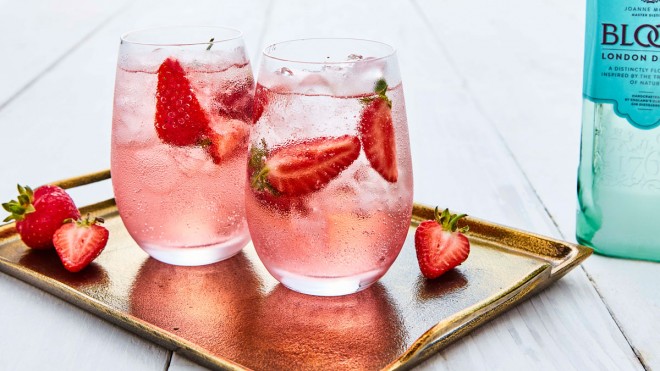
[
  {"x1": 358, "y1": 79, "x2": 398, "y2": 183},
  {"x1": 2, "y1": 184, "x2": 80, "y2": 249},
  {"x1": 155, "y1": 57, "x2": 210, "y2": 146},
  {"x1": 414, "y1": 207, "x2": 470, "y2": 279},
  {"x1": 53, "y1": 215, "x2": 109, "y2": 273},
  {"x1": 252, "y1": 83, "x2": 268, "y2": 124},
  {"x1": 249, "y1": 135, "x2": 361, "y2": 197},
  {"x1": 205, "y1": 117, "x2": 249, "y2": 164},
  {"x1": 215, "y1": 76, "x2": 254, "y2": 122}
]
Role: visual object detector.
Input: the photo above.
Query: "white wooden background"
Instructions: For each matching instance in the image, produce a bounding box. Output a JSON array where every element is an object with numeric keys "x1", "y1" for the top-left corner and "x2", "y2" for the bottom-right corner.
[{"x1": 0, "y1": 0, "x2": 658, "y2": 370}]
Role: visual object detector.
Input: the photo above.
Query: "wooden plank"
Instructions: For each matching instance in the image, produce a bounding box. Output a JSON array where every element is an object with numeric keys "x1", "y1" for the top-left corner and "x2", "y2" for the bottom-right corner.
[
  {"x1": 170, "y1": 353, "x2": 209, "y2": 371},
  {"x1": 412, "y1": 0, "x2": 584, "y2": 241},
  {"x1": 253, "y1": 0, "x2": 642, "y2": 369},
  {"x1": 0, "y1": 0, "x2": 130, "y2": 109},
  {"x1": 414, "y1": 0, "x2": 660, "y2": 368},
  {"x1": 0, "y1": 274, "x2": 169, "y2": 370},
  {"x1": 583, "y1": 257, "x2": 660, "y2": 368}
]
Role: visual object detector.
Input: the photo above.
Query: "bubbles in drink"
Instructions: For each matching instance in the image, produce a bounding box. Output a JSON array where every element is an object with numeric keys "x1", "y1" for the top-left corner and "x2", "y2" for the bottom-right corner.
[
  {"x1": 111, "y1": 50, "x2": 254, "y2": 256},
  {"x1": 246, "y1": 78, "x2": 413, "y2": 283}
]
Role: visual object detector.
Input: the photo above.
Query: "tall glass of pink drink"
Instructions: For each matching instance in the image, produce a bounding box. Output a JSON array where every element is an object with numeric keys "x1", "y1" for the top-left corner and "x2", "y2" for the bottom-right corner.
[
  {"x1": 246, "y1": 38, "x2": 413, "y2": 296},
  {"x1": 111, "y1": 26, "x2": 253, "y2": 265}
]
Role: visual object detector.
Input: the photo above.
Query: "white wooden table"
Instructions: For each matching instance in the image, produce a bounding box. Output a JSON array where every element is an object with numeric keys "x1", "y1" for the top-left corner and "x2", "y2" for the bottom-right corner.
[{"x1": 0, "y1": 1, "x2": 657, "y2": 370}]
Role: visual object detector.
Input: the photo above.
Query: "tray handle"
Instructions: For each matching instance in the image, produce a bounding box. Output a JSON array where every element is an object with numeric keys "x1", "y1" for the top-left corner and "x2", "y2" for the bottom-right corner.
[{"x1": 49, "y1": 169, "x2": 111, "y2": 190}]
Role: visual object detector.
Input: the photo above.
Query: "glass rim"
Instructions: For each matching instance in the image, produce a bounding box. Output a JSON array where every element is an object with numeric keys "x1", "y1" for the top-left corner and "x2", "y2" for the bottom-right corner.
[
  {"x1": 120, "y1": 25, "x2": 243, "y2": 47},
  {"x1": 262, "y1": 37, "x2": 396, "y2": 65}
]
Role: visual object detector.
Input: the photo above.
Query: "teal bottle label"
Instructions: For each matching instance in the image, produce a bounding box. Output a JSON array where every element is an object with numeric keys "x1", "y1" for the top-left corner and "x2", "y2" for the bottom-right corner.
[{"x1": 583, "y1": 0, "x2": 660, "y2": 129}]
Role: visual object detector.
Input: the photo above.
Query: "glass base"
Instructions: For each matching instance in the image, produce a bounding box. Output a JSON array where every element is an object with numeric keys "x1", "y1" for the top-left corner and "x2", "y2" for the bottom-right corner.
[
  {"x1": 272, "y1": 267, "x2": 385, "y2": 296},
  {"x1": 141, "y1": 233, "x2": 250, "y2": 266},
  {"x1": 577, "y1": 236, "x2": 660, "y2": 263}
]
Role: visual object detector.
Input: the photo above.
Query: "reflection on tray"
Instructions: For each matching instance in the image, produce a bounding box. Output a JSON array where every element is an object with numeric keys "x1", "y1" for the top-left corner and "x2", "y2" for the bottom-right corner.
[
  {"x1": 130, "y1": 253, "x2": 264, "y2": 361},
  {"x1": 19, "y1": 249, "x2": 109, "y2": 288},
  {"x1": 128, "y1": 252, "x2": 409, "y2": 370},
  {"x1": 245, "y1": 283, "x2": 406, "y2": 370}
]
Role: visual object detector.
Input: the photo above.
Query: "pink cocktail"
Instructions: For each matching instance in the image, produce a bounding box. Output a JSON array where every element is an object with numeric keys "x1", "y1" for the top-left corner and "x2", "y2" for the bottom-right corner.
[
  {"x1": 246, "y1": 38, "x2": 413, "y2": 296},
  {"x1": 111, "y1": 26, "x2": 253, "y2": 265}
]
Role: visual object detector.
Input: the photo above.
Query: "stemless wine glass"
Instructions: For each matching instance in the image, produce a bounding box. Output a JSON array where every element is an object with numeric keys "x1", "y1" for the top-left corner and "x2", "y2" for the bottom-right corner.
[
  {"x1": 245, "y1": 38, "x2": 414, "y2": 296},
  {"x1": 111, "y1": 26, "x2": 254, "y2": 266}
]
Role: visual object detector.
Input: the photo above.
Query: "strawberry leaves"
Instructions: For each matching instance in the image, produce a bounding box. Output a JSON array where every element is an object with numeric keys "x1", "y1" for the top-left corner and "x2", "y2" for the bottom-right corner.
[
  {"x1": 2, "y1": 184, "x2": 36, "y2": 222},
  {"x1": 434, "y1": 207, "x2": 469, "y2": 233}
]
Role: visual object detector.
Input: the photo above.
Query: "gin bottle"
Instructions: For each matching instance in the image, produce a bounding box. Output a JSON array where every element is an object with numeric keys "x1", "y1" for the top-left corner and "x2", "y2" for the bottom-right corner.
[{"x1": 577, "y1": 0, "x2": 660, "y2": 261}]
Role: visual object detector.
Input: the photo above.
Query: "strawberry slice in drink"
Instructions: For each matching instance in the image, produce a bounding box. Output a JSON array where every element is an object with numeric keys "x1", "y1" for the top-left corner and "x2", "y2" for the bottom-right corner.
[
  {"x1": 252, "y1": 83, "x2": 268, "y2": 124},
  {"x1": 155, "y1": 57, "x2": 210, "y2": 146},
  {"x1": 249, "y1": 135, "x2": 361, "y2": 198},
  {"x1": 205, "y1": 116, "x2": 249, "y2": 164},
  {"x1": 358, "y1": 79, "x2": 398, "y2": 183},
  {"x1": 214, "y1": 76, "x2": 255, "y2": 123}
]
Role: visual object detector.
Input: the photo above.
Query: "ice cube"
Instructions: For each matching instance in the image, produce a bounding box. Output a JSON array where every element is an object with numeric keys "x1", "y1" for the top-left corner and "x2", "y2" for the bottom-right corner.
[
  {"x1": 112, "y1": 95, "x2": 157, "y2": 145},
  {"x1": 169, "y1": 145, "x2": 215, "y2": 178},
  {"x1": 182, "y1": 49, "x2": 247, "y2": 72},
  {"x1": 297, "y1": 73, "x2": 335, "y2": 95},
  {"x1": 277, "y1": 67, "x2": 294, "y2": 76},
  {"x1": 117, "y1": 48, "x2": 168, "y2": 73},
  {"x1": 341, "y1": 57, "x2": 387, "y2": 96}
]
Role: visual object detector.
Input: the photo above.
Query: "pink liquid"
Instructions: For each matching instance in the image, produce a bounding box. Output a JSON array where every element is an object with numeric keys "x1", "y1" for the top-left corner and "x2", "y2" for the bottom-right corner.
[
  {"x1": 111, "y1": 56, "x2": 253, "y2": 265},
  {"x1": 246, "y1": 84, "x2": 414, "y2": 294}
]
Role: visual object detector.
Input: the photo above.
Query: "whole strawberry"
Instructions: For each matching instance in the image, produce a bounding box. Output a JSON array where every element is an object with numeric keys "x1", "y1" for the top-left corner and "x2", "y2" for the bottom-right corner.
[
  {"x1": 53, "y1": 215, "x2": 109, "y2": 273},
  {"x1": 415, "y1": 207, "x2": 470, "y2": 279},
  {"x1": 2, "y1": 184, "x2": 80, "y2": 249}
]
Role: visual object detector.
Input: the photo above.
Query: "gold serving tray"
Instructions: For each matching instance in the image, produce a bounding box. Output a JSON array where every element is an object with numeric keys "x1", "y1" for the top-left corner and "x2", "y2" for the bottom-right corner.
[{"x1": 0, "y1": 170, "x2": 591, "y2": 370}]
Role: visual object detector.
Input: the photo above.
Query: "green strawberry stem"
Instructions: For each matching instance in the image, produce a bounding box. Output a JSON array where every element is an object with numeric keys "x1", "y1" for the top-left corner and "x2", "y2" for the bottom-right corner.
[
  {"x1": 249, "y1": 139, "x2": 279, "y2": 195},
  {"x1": 375, "y1": 79, "x2": 388, "y2": 96},
  {"x1": 360, "y1": 78, "x2": 392, "y2": 108},
  {"x1": 2, "y1": 184, "x2": 36, "y2": 222},
  {"x1": 434, "y1": 207, "x2": 469, "y2": 233},
  {"x1": 65, "y1": 214, "x2": 104, "y2": 227},
  {"x1": 206, "y1": 37, "x2": 215, "y2": 51}
]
